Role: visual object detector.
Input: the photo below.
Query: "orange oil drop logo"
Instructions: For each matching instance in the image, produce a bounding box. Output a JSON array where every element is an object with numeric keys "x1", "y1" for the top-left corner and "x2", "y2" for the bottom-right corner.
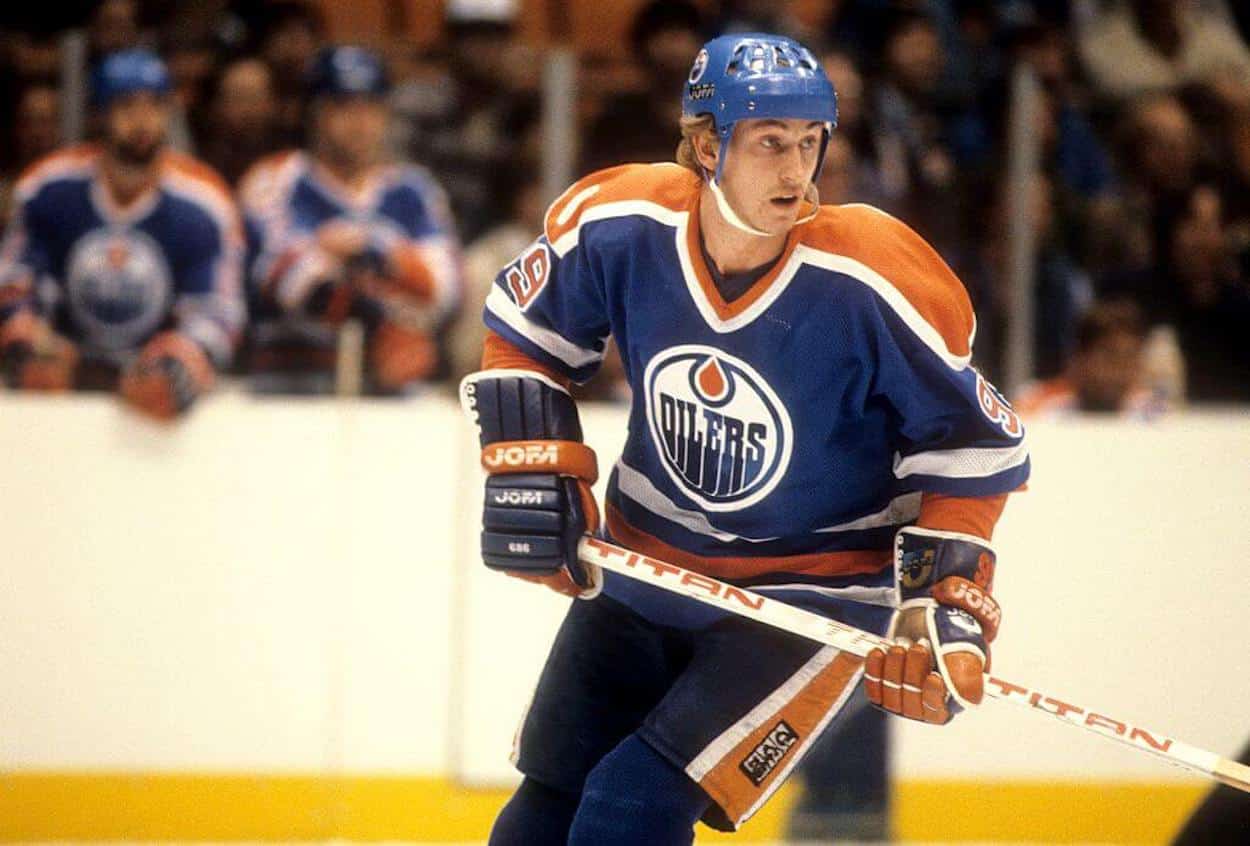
[{"x1": 695, "y1": 356, "x2": 728, "y2": 401}]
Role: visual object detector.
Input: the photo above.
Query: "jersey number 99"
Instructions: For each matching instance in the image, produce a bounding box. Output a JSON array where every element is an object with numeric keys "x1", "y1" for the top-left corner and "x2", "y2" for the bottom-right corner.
[
  {"x1": 505, "y1": 244, "x2": 551, "y2": 310},
  {"x1": 976, "y1": 374, "x2": 1023, "y2": 438}
]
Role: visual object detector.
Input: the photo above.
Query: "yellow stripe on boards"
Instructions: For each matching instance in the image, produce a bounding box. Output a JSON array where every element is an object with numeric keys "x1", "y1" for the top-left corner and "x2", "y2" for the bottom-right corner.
[
  {"x1": 895, "y1": 780, "x2": 1207, "y2": 844},
  {"x1": 0, "y1": 773, "x2": 1207, "y2": 843}
]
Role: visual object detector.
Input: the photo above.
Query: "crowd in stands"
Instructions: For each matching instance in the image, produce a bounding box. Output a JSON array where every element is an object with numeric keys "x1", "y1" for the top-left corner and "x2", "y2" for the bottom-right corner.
[{"x1": 0, "y1": 0, "x2": 1248, "y2": 418}]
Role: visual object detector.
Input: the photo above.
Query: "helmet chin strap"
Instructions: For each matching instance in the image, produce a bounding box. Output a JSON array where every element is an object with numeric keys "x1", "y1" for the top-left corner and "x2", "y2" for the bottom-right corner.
[
  {"x1": 707, "y1": 176, "x2": 773, "y2": 237},
  {"x1": 707, "y1": 176, "x2": 822, "y2": 238}
]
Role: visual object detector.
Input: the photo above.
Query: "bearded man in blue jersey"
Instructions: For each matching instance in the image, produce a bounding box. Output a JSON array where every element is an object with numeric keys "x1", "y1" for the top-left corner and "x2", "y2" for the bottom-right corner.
[{"x1": 0, "y1": 49, "x2": 244, "y2": 420}]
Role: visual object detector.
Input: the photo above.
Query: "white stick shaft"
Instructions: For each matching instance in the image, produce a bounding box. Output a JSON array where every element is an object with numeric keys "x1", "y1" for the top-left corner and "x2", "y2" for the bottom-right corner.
[{"x1": 578, "y1": 536, "x2": 1250, "y2": 793}]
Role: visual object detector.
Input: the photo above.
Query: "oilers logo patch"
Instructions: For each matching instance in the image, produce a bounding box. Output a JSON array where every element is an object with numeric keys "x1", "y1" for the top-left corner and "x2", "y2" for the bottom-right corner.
[
  {"x1": 688, "y1": 49, "x2": 709, "y2": 84},
  {"x1": 66, "y1": 228, "x2": 172, "y2": 351},
  {"x1": 644, "y1": 345, "x2": 793, "y2": 511}
]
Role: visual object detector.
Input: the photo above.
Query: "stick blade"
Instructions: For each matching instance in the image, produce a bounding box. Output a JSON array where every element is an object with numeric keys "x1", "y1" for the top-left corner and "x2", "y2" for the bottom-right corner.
[{"x1": 1214, "y1": 758, "x2": 1250, "y2": 794}]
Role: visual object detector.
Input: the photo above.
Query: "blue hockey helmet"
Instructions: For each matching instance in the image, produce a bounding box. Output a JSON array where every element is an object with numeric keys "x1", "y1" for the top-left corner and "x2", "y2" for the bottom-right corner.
[
  {"x1": 92, "y1": 49, "x2": 171, "y2": 108},
  {"x1": 308, "y1": 45, "x2": 391, "y2": 100},
  {"x1": 681, "y1": 33, "x2": 837, "y2": 183}
]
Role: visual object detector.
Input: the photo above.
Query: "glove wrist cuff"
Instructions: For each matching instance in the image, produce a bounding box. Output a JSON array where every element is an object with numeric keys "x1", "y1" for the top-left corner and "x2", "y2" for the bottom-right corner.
[
  {"x1": 480, "y1": 440, "x2": 598, "y2": 484},
  {"x1": 895, "y1": 525, "x2": 996, "y2": 601}
]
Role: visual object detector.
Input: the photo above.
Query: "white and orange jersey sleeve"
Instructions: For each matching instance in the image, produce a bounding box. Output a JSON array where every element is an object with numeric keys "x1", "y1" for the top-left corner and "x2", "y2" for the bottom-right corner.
[
  {"x1": 801, "y1": 203, "x2": 1029, "y2": 498},
  {"x1": 483, "y1": 163, "x2": 700, "y2": 383},
  {"x1": 0, "y1": 146, "x2": 99, "y2": 323},
  {"x1": 237, "y1": 151, "x2": 327, "y2": 315},
  {"x1": 161, "y1": 152, "x2": 247, "y2": 366},
  {"x1": 372, "y1": 163, "x2": 462, "y2": 324}
]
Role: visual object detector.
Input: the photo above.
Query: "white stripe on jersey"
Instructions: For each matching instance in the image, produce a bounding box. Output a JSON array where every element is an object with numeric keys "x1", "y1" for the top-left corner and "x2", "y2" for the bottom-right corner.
[
  {"x1": 484, "y1": 285, "x2": 604, "y2": 370},
  {"x1": 893, "y1": 440, "x2": 1030, "y2": 480},
  {"x1": 614, "y1": 460, "x2": 778, "y2": 543},
  {"x1": 752, "y1": 582, "x2": 897, "y2": 608},
  {"x1": 813, "y1": 491, "x2": 922, "y2": 534},
  {"x1": 14, "y1": 154, "x2": 95, "y2": 202},
  {"x1": 618, "y1": 461, "x2": 924, "y2": 544},
  {"x1": 549, "y1": 200, "x2": 685, "y2": 258}
]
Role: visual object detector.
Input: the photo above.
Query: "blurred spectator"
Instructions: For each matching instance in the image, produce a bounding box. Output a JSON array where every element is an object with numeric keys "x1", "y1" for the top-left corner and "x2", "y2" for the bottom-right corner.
[
  {"x1": 240, "y1": 46, "x2": 461, "y2": 394},
  {"x1": 1015, "y1": 22, "x2": 1114, "y2": 201},
  {"x1": 1, "y1": 83, "x2": 64, "y2": 220},
  {"x1": 583, "y1": 0, "x2": 704, "y2": 172},
  {"x1": 7, "y1": 31, "x2": 64, "y2": 81},
  {"x1": 254, "y1": 0, "x2": 323, "y2": 148},
  {"x1": 1125, "y1": 94, "x2": 1200, "y2": 201},
  {"x1": 1008, "y1": 21, "x2": 1120, "y2": 275},
  {"x1": 417, "y1": 5, "x2": 539, "y2": 242},
  {"x1": 0, "y1": 49, "x2": 244, "y2": 420},
  {"x1": 156, "y1": 33, "x2": 217, "y2": 155},
  {"x1": 713, "y1": 0, "x2": 815, "y2": 44},
  {"x1": 163, "y1": 33, "x2": 217, "y2": 120},
  {"x1": 1104, "y1": 183, "x2": 1250, "y2": 402},
  {"x1": 13, "y1": 83, "x2": 62, "y2": 170},
  {"x1": 1076, "y1": 0, "x2": 1250, "y2": 104},
  {"x1": 199, "y1": 57, "x2": 280, "y2": 186},
  {"x1": 961, "y1": 172, "x2": 1093, "y2": 381},
  {"x1": 1015, "y1": 299, "x2": 1157, "y2": 418},
  {"x1": 88, "y1": 0, "x2": 143, "y2": 62},
  {"x1": 869, "y1": 10, "x2": 988, "y2": 252},
  {"x1": 816, "y1": 50, "x2": 884, "y2": 206},
  {"x1": 1097, "y1": 94, "x2": 1204, "y2": 277}
]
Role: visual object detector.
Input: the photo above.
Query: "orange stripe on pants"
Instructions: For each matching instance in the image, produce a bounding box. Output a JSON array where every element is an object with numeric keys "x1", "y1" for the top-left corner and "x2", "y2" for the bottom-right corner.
[{"x1": 696, "y1": 651, "x2": 864, "y2": 828}]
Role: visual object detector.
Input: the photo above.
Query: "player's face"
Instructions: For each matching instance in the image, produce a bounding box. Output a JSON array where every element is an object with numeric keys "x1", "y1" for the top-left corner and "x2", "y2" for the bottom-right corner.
[
  {"x1": 721, "y1": 118, "x2": 824, "y2": 235},
  {"x1": 1075, "y1": 330, "x2": 1143, "y2": 412},
  {"x1": 105, "y1": 91, "x2": 168, "y2": 167},
  {"x1": 316, "y1": 96, "x2": 389, "y2": 170}
]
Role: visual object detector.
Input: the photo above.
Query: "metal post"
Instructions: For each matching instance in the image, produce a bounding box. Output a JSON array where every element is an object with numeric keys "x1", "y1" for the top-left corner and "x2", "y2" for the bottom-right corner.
[
  {"x1": 59, "y1": 30, "x2": 88, "y2": 144},
  {"x1": 541, "y1": 48, "x2": 577, "y2": 206},
  {"x1": 1004, "y1": 63, "x2": 1042, "y2": 395},
  {"x1": 335, "y1": 319, "x2": 365, "y2": 397}
]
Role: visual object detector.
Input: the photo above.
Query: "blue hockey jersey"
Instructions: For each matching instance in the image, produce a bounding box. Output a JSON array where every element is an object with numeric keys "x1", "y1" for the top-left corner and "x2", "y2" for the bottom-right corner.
[
  {"x1": 483, "y1": 163, "x2": 1029, "y2": 610},
  {"x1": 0, "y1": 145, "x2": 244, "y2": 366},
  {"x1": 239, "y1": 151, "x2": 460, "y2": 324}
]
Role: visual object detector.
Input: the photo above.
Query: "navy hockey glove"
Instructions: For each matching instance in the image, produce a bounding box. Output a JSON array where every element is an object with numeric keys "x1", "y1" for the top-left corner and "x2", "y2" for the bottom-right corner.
[
  {"x1": 866, "y1": 526, "x2": 1000, "y2": 724},
  {"x1": 120, "y1": 331, "x2": 216, "y2": 420},
  {"x1": 461, "y1": 370, "x2": 602, "y2": 599},
  {"x1": 0, "y1": 311, "x2": 79, "y2": 391}
]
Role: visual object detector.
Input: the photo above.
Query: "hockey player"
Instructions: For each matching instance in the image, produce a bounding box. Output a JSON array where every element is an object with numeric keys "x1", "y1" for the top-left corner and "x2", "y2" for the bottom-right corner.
[
  {"x1": 0, "y1": 49, "x2": 244, "y2": 419},
  {"x1": 460, "y1": 34, "x2": 1029, "y2": 844},
  {"x1": 240, "y1": 46, "x2": 461, "y2": 391}
]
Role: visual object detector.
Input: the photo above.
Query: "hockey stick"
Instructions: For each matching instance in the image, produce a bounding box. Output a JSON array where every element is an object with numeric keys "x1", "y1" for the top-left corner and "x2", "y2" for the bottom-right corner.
[{"x1": 577, "y1": 535, "x2": 1250, "y2": 793}]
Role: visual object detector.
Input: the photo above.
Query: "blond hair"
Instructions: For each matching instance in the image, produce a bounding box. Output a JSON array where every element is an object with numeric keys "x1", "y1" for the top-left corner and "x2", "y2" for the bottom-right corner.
[{"x1": 676, "y1": 114, "x2": 718, "y2": 177}]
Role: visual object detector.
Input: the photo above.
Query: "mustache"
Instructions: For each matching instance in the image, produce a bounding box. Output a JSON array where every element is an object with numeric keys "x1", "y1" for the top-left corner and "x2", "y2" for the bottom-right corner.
[{"x1": 110, "y1": 133, "x2": 165, "y2": 167}]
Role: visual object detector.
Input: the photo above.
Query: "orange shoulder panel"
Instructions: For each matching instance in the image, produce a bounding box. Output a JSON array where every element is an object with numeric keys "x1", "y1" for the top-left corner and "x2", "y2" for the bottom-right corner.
[
  {"x1": 543, "y1": 163, "x2": 699, "y2": 246},
  {"x1": 163, "y1": 152, "x2": 236, "y2": 206},
  {"x1": 15, "y1": 144, "x2": 100, "y2": 193},
  {"x1": 237, "y1": 149, "x2": 301, "y2": 201},
  {"x1": 801, "y1": 204, "x2": 975, "y2": 359}
]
